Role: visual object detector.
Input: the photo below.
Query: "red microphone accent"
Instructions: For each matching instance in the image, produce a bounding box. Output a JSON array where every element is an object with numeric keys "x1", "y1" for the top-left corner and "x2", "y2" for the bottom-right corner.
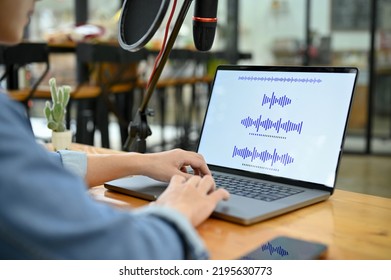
[{"x1": 192, "y1": 16, "x2": 217, "y2": 23}]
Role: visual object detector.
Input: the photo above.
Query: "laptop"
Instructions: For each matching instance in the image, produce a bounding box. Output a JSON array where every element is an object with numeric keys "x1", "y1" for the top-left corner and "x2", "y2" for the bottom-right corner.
[{"x1": 105, "y1": 65, "x2": 359, "y2": 225}]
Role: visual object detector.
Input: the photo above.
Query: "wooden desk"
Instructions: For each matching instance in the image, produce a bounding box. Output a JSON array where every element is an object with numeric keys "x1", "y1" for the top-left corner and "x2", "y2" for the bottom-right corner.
[{"x1": 70, "y1": 143, "x2": 391, "y2": 260}]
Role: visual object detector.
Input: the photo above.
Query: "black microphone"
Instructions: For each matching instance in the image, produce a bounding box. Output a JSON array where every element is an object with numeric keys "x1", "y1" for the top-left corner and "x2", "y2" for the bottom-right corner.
[{"x1": 192, "y1": 0, "x2": 218, "y2": 51}]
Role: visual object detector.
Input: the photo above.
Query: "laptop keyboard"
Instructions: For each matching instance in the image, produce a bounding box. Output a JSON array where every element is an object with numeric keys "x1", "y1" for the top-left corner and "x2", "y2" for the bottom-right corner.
[{"x1": 213, "y1": 173, "x2": 304, "y2": 202}]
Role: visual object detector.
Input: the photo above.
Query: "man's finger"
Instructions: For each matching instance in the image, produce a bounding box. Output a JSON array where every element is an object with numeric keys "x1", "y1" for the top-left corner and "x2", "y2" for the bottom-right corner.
[
  {"x1": 209, "y1": 188, "x2": 230, "y2": 203},
  {"x1": 170, "y1": 174, "x2": 187, "y2": 185},
  {"x1": 197, "y1": 175, "x2": 216, "y2": 194}
]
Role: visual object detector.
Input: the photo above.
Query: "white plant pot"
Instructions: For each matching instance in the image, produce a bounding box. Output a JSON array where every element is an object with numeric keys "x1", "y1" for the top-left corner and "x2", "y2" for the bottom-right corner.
[{"x1": 51, "y1": 130, "x2": 72, "y2": 151}]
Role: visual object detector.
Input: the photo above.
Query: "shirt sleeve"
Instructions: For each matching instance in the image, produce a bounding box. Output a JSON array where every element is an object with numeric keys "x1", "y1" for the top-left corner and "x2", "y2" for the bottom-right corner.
[
  {"x1": 135, "y1": 206, "x2": 209, "y2": 260},
  {"x1": 56, "y1": 150, "x2": 88, "y2": 178},
  {"x1": 0, "y1": 94, "x2": 209, "y2": 260}
]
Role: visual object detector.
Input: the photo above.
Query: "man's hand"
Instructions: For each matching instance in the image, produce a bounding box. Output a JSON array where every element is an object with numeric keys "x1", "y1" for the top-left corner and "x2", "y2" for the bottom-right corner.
[{"x1": 155, "y1": 175, "x2": 230, "y2": 227}]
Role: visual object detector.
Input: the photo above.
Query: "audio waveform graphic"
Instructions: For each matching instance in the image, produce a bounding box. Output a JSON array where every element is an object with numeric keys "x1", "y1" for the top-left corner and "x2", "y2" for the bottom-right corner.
[
  {"x1": 261, "y1": 242, "x2": 289, "y2": 257},
  {"x1": 262, "y1": 92, "x2": 292, "y2": 109},
  {"x1": 241, "y1": 115, "x2": 303, "y2": 134},
  {"x1": 232, "y1": 146, "x2": 294, "y2": 166},
  {"x1": 238, "y1": 76, "x2": 322, "y2": 84}
]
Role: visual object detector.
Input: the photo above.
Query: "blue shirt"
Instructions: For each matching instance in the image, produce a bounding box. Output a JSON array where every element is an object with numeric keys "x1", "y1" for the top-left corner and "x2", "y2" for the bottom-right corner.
[{"x1": 0, "y1": 91, "x2": 208, "y2": 259}]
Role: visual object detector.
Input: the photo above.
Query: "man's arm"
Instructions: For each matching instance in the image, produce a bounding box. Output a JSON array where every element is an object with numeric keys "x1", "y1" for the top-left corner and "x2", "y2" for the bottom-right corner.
[
  {"x1": 56, "y1": 148, "x2": 212, "y2": 188},
  {"x1": 0, "y1": 95, "x2": 208, "y2": 259}
]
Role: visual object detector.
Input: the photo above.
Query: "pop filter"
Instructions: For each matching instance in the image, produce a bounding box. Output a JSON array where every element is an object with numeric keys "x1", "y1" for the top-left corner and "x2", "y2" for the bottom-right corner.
[
  {"x1": 120, "y1": 0, "x2": 195, "y2": 152},
  {"x1": 118, "y1": 0, "x2": 171, "y2": 52}
]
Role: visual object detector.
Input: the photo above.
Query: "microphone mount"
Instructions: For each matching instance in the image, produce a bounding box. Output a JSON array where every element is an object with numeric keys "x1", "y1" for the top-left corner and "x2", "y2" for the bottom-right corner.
[{"x1": 123, "y1": 0, "x2": 194, "y2": 152}]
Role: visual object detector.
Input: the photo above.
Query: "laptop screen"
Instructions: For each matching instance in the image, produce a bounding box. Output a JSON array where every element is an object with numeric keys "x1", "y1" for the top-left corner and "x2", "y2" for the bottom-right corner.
[{"x1": 197, "y1": 65, "x2": 358, "y2": 188}]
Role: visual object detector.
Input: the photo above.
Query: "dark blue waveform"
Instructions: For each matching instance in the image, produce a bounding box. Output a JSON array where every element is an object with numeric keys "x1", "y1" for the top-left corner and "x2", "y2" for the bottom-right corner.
[
  {"x1": 241, "y1": 115, "x2": 303, "y2": 134},
  {"x1": 238, "y1": 76, "x2": 322, "y2": 84},
  {"x1": 261, "y1": 242, "x2": 289, "y2": 257},
  {"x1": 262, "y1": 92, "x2": 292, "y2": 109},
  {"x1": 232, "y1": 146, "x2": 294, "y2": 166}
]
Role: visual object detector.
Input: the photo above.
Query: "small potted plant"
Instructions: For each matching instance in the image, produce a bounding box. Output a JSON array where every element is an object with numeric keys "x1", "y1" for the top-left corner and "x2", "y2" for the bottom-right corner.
[{"x1": 44, "y1": 77, "x2": 72, "y2": 150}]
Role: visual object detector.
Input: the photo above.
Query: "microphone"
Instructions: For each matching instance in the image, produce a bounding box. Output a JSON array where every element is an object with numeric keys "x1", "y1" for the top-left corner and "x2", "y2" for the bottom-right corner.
[{"x1": 192, "y1": 0, "x2": 218, "y2": 51}]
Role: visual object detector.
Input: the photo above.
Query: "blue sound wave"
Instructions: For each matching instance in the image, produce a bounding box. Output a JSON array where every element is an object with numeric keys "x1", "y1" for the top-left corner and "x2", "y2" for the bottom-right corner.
[
  {"x1": 232, "y1": 146, "x2": 294, "y2": 166},
  {"x1": 238, "y1": 76, "x2": 322, "y2": 84},
  {"x1": 261, "y1": 242, "x2": 289, "y2": 257},
  {"x1": 241, "y1": 115, "x2": 303, "y2": 134},
  {"x1": 262, "y1": 92, "x2": 292, "y2": 109}
]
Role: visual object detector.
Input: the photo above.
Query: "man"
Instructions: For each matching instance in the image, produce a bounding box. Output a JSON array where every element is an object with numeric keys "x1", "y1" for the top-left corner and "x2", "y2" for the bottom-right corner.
[{"x1": 0, "y1": 0, "x2": 229, "y2": 259}]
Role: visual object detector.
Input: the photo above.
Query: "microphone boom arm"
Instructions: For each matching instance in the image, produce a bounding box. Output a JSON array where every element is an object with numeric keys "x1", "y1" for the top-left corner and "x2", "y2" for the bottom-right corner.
[{"x1": 123, "y1": 0, "x2": 194, "y2": 152}]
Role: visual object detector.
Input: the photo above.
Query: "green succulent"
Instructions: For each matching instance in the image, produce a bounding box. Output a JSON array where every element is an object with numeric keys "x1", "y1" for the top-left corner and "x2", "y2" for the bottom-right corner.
[{"x1": 43, "y1": 78, "x2": 71, "y2": 132}]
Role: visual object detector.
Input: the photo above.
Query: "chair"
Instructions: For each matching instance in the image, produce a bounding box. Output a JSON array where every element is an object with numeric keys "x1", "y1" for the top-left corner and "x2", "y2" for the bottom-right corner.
[
  {"x1": 0, "y1": 42, "x2": 50, "y2": 113},
  {"x1": 73, "y1": 43, "x2": 146, "y2": 148},
  {"x1": 0, "y1": 42, "x2": 148, "y2": 148},
  {"x1": 142, "y1": 49, "x2": 215, "y2": 151}
]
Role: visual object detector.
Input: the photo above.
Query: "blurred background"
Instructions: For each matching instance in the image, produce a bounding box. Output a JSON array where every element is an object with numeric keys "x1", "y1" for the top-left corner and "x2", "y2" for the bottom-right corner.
[{"x1": 1, "y1": 0, "x2": 390, "y2": 197}]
